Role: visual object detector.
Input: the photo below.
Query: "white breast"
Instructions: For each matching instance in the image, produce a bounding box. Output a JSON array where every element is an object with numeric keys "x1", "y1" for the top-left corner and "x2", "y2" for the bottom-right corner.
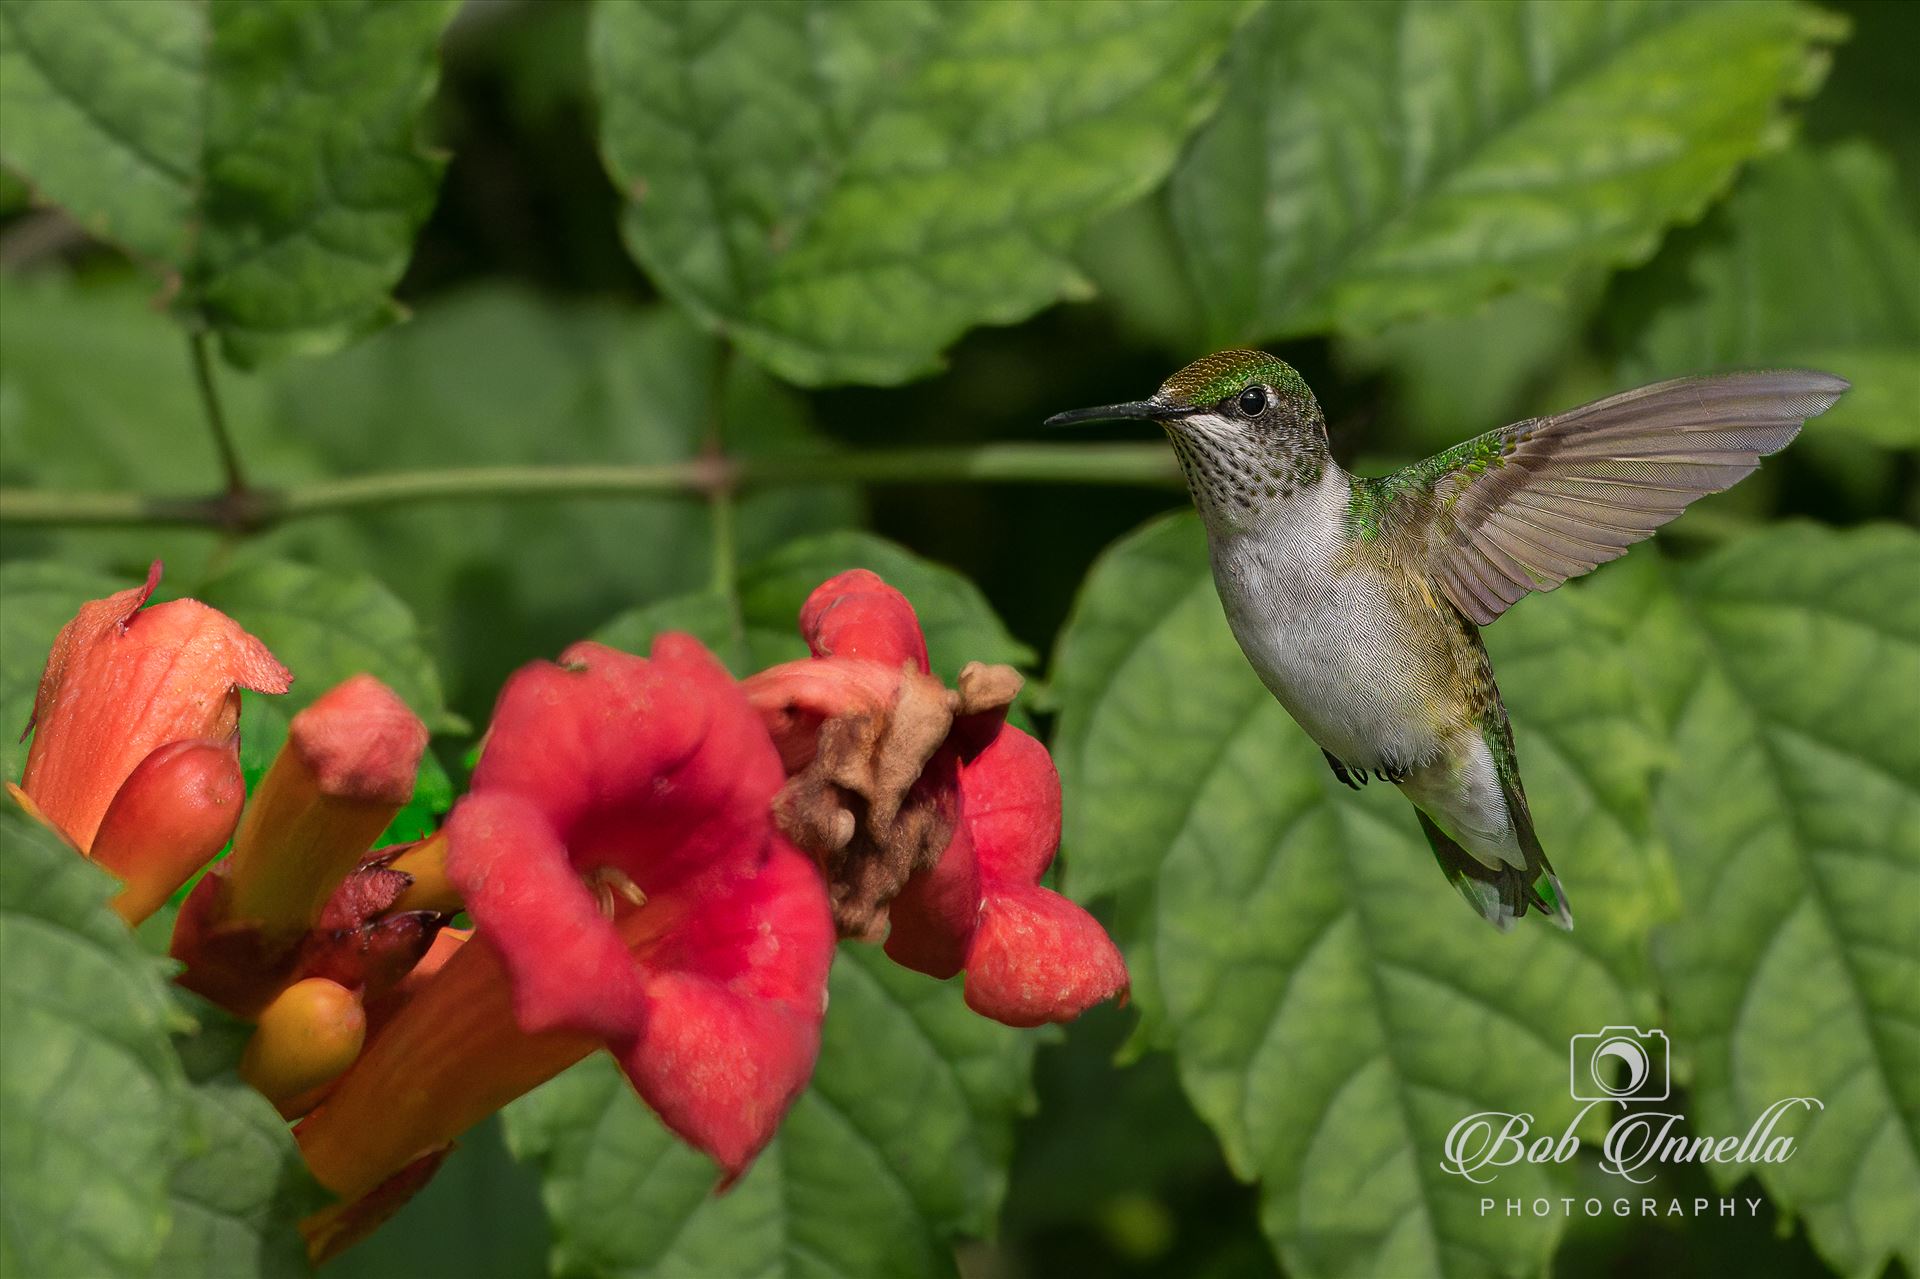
[{"x1": 1205, "y1": 471, "x2": 1445, "y2": 772}]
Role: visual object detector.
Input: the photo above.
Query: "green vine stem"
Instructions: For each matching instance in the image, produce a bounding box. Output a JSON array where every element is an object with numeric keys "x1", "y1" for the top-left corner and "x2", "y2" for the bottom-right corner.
[
  {"x1": 703, "y1": 347, "x2": 748, "y2": 651},
  {"x1": 188, "y1": 331, "x2": 249, "y2": 496},
  {"x1": 0, "y1": 444, "x2": 1183, "y2": 532}
]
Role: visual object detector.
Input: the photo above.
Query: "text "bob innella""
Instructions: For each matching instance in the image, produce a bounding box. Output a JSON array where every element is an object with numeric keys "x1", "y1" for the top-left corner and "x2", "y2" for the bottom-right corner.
[{"x1": 1441, "y1": 1098, "x2": 1822, "y2": 1185}]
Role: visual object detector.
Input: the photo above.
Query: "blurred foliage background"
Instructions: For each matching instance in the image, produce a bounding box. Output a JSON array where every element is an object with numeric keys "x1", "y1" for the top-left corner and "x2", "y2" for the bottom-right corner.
[{"x1": 1, "y1": 2, "x2": 1915, "y2": 1278}]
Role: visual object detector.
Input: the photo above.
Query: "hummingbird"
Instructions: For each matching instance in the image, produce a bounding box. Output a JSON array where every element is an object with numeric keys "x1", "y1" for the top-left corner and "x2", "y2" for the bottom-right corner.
[{"x1": 1046, "y1": 351, "x2": 1848, "y2": 930}]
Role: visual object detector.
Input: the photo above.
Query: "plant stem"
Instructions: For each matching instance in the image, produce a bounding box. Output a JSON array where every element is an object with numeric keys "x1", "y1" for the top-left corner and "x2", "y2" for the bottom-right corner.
[
  {"x1": 189, "y1": 332, "x2": 248, "y2": 495},
  {"x1": 704, "y1": 346, "x2": 747, "y2": 651},
  {"x1": 0, "y1": 444, "x2": 1181, "y2": 531}
]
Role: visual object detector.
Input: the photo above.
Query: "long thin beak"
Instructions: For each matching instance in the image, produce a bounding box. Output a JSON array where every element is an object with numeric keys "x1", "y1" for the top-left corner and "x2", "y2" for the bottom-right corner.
[{"x1": 1043, "y1": 400, "x2": 1189, "y2": 428}]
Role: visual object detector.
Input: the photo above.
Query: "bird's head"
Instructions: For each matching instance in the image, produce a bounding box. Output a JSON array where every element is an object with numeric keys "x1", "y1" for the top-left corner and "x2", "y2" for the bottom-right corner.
[{"x1": 1046, "y1": 350, "x2": 1331, "y2": 526}]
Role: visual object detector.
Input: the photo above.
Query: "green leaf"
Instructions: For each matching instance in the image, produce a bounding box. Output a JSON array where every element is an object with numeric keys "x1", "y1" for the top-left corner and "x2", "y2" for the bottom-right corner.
[
  {"x1": 0, "y1": 559, "x2": 129, "y2": 783},
  {"x1": 595, "y1": 592, "x2": 751, "y2": 673},
  {"x1": 1615, "y1": 141, "x2": 1920, "y2": 448},
  {"x1": 1169, "y1": 0, "x2": 1842, "y2": 344},
  {"x1": 595, "y1": 529, "x2": 1036, "y2": 679},
  {"x1": 0, "y1": 280, "x2": 862, "y2": 720},
  {"x1": 195, "y1": 557, "x2": 460, "y2": 775},
  {"x1": 0, "y1": 804, "x2": 184, "y2": 1279},
  {"x1": 1334, "y1": 283, "x2": 1604, "y2": 457},
  {"x1": 590, "y1": 0, "x2": 1246, "y2": 386},
  {"x1": 1049, "y1": 513, "x2": 1661, "y2": 1279},
  {"x1": 1586, "y1": 525, "x2": 1920, "y2": 1278},
  {"x1": 323, "y1": 1117, "x2": 551, "y2": 1279},
  {"x1": 0, "y1": 0, "x2": 456, "y2": 365},
  {"x1": 155, "y1": 996, "x2": 324, "y2": 1279},
  {"x1": 505, "y1": 945, "x2": 1035, "y2": 1279},
  {"x1": 265, "y1": 287, "x2": 863, "y2": 715},
  {"x1": 0, "y1": 275, "x2": 328, "y2": 579}
]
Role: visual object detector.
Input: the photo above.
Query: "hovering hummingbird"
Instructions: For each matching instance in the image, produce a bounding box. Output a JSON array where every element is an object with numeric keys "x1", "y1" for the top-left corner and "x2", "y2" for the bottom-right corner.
[{"x1": 1047, "y1": 352, "x2": 1847, "y2": 930}]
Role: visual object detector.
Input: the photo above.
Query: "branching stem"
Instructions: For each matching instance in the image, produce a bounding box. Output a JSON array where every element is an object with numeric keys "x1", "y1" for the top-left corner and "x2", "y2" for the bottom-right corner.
[{"x1": 0, "y1": 444, "x2": 1181, "y2": 531}]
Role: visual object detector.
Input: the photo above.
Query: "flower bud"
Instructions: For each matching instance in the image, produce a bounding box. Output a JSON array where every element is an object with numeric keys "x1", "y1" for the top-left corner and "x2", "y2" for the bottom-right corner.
[
  {"x1": 241, "y1": 977, "x2": 368, "y2": 1117},
  {"x1": 22, "y1": 562, "x2": 289, "y2": 850},
  {"x1": 90, "y1": 737, "x2": 246, "y2": 925},
  {"x1": 221, "y1": 675, "x2": 429, "y2": 945},
  {"x1": 294, "y1": 939, "x2": 594, "y2": 1202},
  {"x1": 798, "y1": 568, "x2": 930, "y2": 669}
]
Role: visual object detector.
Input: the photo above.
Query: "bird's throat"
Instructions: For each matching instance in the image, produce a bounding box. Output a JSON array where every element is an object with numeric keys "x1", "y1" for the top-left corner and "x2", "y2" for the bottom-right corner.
[{"x1": 1169, "y1": 426, "x2": 1335, "y2": 536}]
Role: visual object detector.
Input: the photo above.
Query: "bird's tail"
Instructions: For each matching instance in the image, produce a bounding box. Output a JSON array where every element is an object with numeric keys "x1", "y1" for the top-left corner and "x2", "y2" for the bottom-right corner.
[{"x1": 1416, "y1": 803, "x2": 1573, "y2": 932}]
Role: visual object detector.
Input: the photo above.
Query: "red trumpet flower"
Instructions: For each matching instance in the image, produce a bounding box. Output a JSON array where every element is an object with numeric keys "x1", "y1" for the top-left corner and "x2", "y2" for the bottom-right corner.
[{"x1": 294, "y1": 635, "x2": 835, "y2": 1214}]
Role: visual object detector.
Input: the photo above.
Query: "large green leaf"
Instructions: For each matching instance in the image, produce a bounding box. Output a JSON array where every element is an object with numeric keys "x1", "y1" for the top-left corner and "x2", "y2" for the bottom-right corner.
[
  {"x1": 0, "y1": 0, "x2": 455, "y2": 365},
  {"x1": 1333, "y1": 286, "x2": 1602, "y2": 457},
  {"x1": 1168, "y1": 0, "x2": 1842, "y2": 344},
  {"x1": 0, "y1": 280, "x2": 861, "y2": 723},
  {"x1": 1049, "y1": 513, "x2": 1664, "y2": 1279},
  {"x1": 505, "y1": 945, "x2": 1036, "y2": 1279},
  {"x1": 1583, "y1": 525, "x2": 1920, "y2": 1279},
  {"x1": 590, "y1": 0, "x2": 1245, "y2": 386},
  {"x1": 595, "y1": 529, "x2": 1036, "y2": 679},
  {"x1": 0, "y1": 275, "x2": 322, "y2": 577},
  {"x1": 0, "y1": 559, "x2": 128, "y2": 783},
  {"x1": 325, "y1": 1117, "x2": 551, "y2": 1279},
  {"x1": 1615, "y1": 141, "x2": 1920, "y2": 448},
  {"x1": 265, "y1": 287, "x2": 863, "y2": 715},
  {"x1": 0, "y1": 805, "x2": 184, "y2": 1279},
  {"x1": 155, "y1": 997, "x2": 323, "y2": 1279}
]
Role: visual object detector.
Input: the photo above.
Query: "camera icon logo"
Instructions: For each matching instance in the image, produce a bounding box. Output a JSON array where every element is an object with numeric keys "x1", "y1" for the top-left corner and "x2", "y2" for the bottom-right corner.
[{"x1": 1570, "y1": 1026, "x2": 1670, "y2": 1103}]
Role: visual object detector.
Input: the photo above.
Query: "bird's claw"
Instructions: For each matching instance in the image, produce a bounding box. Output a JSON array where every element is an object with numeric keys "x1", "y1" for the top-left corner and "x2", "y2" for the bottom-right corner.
[{"x1": 1323, "y1": 750, "x2": 1366, "y2": 790}]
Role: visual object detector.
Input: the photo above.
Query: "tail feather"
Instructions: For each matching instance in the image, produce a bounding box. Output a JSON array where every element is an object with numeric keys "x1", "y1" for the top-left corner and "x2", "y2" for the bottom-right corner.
[{"x1": 1415, "y1": 806, "x2": 1573, "y2": 932}]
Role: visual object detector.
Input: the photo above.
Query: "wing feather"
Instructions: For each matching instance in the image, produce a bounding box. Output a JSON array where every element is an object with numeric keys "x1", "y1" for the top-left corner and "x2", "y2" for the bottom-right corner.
[{"x1": 1420, "y1": 370, "x2": 1848, "y2": 624}]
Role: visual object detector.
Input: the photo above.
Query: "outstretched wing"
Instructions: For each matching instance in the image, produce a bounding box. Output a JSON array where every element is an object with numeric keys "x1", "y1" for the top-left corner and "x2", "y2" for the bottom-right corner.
[{"x1": 1407, "y1": 370, "x2": 1848, "y2": 625}]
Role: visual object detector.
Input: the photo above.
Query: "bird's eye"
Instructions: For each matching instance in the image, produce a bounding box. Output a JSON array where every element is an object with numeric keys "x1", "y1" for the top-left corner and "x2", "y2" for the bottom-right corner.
[{"x1": 1236, "y1": 385, "x2": 1269, "y2": 417}]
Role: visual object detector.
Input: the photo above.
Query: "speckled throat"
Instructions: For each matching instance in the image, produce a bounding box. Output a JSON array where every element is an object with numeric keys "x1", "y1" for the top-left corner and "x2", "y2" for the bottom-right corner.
[{"x1": 1164, "y1": 417, "x2": 1334, "y2": 531}]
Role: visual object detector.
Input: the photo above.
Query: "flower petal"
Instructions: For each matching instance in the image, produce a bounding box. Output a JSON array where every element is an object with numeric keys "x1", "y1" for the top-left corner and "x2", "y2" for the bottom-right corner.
[
  {"x1": 742, "y1": 658, "x2": 905, "y2": 773},
  {"x1": 473, "y1": 638, "x2": 782, "y2": 892},
  {"x1": 445, "y1": 791, "x2": 647, "y2": 1042},
  {"x1": 959, "y1": 725, "x2": 1061, "y2": 887},
  {"x1": 963, "y1": 886, "x2": 1129, "y2": 1028},
  {"x1": 613, "y1": 840, "x2": 833, "y2": 1177},
  {"x1": 744, "y1": 658, "x2": 959, "y2": 939},
  {"x1": 882, "y1": 814, "x2": 979, "y2": 980},
  {"x1": 22, "y1": 562, "x2": 290, "y2": 848}
]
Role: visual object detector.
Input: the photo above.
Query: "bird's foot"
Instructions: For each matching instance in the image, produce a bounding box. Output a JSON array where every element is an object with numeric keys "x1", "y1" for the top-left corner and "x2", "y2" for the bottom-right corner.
[{"x1": 1323, "y1": 750, "x2": 1366, "y2": 790}]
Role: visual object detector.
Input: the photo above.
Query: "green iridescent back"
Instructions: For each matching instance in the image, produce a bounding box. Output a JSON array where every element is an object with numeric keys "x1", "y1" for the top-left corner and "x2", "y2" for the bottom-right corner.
[{"x1": 1345, "y1": 426, "x2": 1524, "y2": 543}]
